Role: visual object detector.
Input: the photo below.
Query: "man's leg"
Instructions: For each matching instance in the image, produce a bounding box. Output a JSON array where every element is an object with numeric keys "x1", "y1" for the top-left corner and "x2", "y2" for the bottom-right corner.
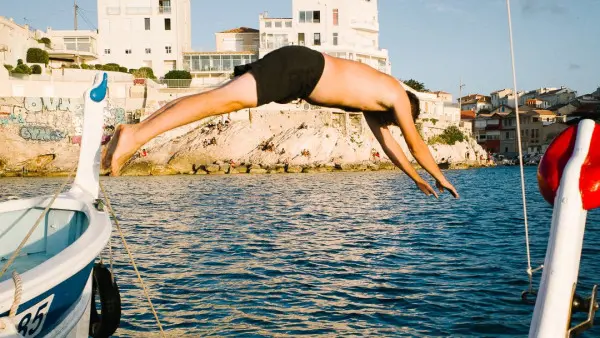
[{"x1": 102, "y1": 73, "x2": 258, "y2": 175}]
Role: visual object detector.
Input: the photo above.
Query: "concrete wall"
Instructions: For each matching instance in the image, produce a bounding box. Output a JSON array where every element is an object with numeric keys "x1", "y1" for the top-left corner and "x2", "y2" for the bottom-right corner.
[
  {"x1": 1, "y1": 70, "x2": 136, "y2": 99},
  {"x1": 215, "y1": 32, "x2": 259, "y2": 52}
]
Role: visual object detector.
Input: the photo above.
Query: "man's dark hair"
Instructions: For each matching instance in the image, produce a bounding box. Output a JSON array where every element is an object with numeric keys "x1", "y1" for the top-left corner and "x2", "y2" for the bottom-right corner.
[{"x1": 370, "y1": 91, "x2": 421, "y2": 126}]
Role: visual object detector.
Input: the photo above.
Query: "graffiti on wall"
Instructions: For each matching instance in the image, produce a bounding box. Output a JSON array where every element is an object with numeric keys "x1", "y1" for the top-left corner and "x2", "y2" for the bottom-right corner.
[
  {"x1": 0, "y1": 97, "x2": 131, "y2": 143},
  {"x1": 20, "y1": 126, "x2": 65, "y2": 141}
]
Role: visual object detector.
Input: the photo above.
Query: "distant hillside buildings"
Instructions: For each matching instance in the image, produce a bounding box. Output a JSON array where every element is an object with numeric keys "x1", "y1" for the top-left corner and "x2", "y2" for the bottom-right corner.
[{"x1": 458, "y1": 86, "x2": 600, "y2": 156}]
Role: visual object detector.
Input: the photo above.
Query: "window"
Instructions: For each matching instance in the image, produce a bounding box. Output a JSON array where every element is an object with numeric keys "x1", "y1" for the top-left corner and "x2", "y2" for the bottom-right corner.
[
  {"x1": 299, "y1": 11, "x2": 320, "y2": 23},
  {"x1": 505, "y1": 132, "x2": 509, "y2": 139},
  {"x1": 125, "y1": 49, "x2": 132, "y2": 54},
  {"x1": 164, "y1": 18, "x2": 171, "y2": 30},
  {"x1": 314, "y1": 32, "x2": 321, "y2": 46},
  {"x1": 165, "y1": 46, "x2": 172, "y2": 54},
  {"x1": 285, "y1": 21, "x2": 292, "y2": 27},
  {"x1": 145, "y1": 18, "x2": 150, "y2": 30},
  {"x1": 332, "y1": 33, "x2": 338, "y2": 46},
  {"x1": 313, "y1": 11, "x2": 320, "y2": 23},
  {"x1": 265, "y1": 21, "x2": 272, "y2": 28},
  {"x1": 104, "y1": 49, "x2": 111, "y2": 54},
  {"x1": 333, "y1": 9, "x2": 339, "y2": 25},
  {"x1": 298, "y1": 32, "x2": 305, "y2": 46},
  {"x1": 275, "y1": 21, "x2": 282, "y2": 28},
  {"x1": 145, "y1": 48, "x2": 151, "y2": 54}
]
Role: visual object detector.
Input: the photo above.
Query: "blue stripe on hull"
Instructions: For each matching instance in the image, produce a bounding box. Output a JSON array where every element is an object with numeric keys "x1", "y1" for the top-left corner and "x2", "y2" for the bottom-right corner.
[{"x1": 1, "y1": 261, "x2": 95, "y2": 337}]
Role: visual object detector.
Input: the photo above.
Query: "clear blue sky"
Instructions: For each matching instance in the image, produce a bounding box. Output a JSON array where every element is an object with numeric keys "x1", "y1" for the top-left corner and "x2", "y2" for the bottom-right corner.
[{"x1": 4, "y1": 0, "x2": 599, "y2": 100}]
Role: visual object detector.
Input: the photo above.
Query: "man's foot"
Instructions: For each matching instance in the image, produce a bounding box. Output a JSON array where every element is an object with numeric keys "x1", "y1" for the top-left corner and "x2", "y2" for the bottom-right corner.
[{"x1": 101, "y1": 124, "x2": 141, "y2": 176}]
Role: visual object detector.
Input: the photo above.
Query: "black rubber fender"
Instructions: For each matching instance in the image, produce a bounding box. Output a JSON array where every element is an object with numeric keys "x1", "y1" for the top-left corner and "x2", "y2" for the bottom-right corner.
[{"x1": 89, "y1": 262, "x2": 121, "y2": 338}]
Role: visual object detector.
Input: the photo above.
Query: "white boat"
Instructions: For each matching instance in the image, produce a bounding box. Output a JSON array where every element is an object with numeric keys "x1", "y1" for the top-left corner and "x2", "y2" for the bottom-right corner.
[
  {"x1": 528, "y1": 119, "x2": 599, "y2": 337},
  {"x1": 0, "y1": 72, "x2": 120, "y2": 338}
]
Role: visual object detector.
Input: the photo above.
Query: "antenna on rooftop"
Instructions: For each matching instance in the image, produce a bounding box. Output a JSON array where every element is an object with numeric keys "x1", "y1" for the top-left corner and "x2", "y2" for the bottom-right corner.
[
  {"x1": 459, "y1": 77, "x2": 466, "y2": 111},
  {"x1": 74, "y1": 0, "x2": 78, "y2": 30}
]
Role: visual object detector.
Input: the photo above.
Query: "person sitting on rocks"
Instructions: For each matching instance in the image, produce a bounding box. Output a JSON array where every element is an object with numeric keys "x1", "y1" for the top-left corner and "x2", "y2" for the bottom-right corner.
[{"x1": 102, "y1": 45, "x2": 458, "y2": 198}]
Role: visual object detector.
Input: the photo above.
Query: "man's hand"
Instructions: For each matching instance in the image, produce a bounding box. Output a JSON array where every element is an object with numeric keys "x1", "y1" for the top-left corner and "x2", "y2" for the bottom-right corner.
[
  {"x1": 436, "y1": 179, "x2": 459, "y2": 198},
  {"x1": 415, "y1": 179, "x2": 438, "y2": 198}
]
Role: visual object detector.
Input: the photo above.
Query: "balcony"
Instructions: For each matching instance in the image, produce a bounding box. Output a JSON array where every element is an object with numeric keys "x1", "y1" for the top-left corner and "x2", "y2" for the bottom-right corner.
[
  {"x1": 106, "y1": 6, "x2": 121, "y2": 15},
  {"x1": 125, "y1": 6, "x2": 153, "y2": 15},
  {"x1": 159, "y1": 6, "x2": 171, "y2": 14},
  {"x1": 217, "y1": 44, "x2": 258, "y2": 53},
  {"x1": 350, "y1": 19, "x2": 379, "y2": 33},
  {"x1": 260, "y1": 41, "x2": 291, "y2": 50}
]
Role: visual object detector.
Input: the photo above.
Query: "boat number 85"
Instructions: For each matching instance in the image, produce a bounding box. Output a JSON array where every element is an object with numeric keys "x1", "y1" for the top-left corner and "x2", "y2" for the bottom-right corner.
[{"x1": 14, "y1": 294, "x2": 54, "y2": 337}]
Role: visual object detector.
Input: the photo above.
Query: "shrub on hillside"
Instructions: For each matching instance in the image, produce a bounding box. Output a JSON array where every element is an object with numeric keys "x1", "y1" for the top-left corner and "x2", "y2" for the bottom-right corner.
[
  {"x1": 17, "y1": 59, "x2": 23, "y2": 65},
  {"x1": 69, "y1": 64, "x2": 80, "y2": 69},
  {"x1": 94, "y1": 64, "x2": 104, "y2": 70},
  {"x1": 164, "y1": 70, "x2": 192, "y2": 88},
  {"x1": 102, "y1": 63, "x2": 120, "y2": 72},
  {"x1": 81, "y1": 63, "x2": 91, "y2": 70},
  {"x1": 119, "y1": 66, "x2": 128, "y2": 72},
  {"x1": 3, "y1": 64, "x2": 13, "y2": 71},
  {"x1": 428, "y1": 126, "x2": 466, "y2": 145},
  {"x1": 38, "y1": 37, "x2": 52, "y2": 48},
  {"x1": 12, "y1": 63, "x2": 32, "y2": 75},
  {"x1": 164, "y1": 70, "x2": 192, "y2": 80},
  {"x1": 31, "y1": 64, "x2": 42, "y2": 74},
  {"x1": 26, "y1": 48, "x2": 49, "y2": 65},
  {"x1": 134, "y1": 67, "x2": 156, "y2": 79}
]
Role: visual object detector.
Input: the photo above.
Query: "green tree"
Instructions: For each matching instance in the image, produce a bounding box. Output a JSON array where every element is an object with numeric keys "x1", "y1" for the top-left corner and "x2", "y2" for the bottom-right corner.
[
  {"x1": 26, "y1": 48, "x2": 50, "y2": 65},
  {"x1": 403, "y1": 79, "x2": 429, "y2": 92},
  {"x1": 31, "y1": 64, "x2": 42, "y2": 74},
  {"x1": 37, "y1": 37, "x2": 52, "y2": 48},
  {"x1": 12, "y1": 63, "x2": 32, "y2": 75},
  {"x1": 428, "y1": 126, "x2": 466, "y2": 145}
]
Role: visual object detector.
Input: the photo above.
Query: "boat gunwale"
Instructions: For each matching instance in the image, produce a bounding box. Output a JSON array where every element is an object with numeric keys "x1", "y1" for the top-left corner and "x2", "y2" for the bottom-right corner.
[{"x1": 0, "y1": 190, "x2": 112, "y2": 314}]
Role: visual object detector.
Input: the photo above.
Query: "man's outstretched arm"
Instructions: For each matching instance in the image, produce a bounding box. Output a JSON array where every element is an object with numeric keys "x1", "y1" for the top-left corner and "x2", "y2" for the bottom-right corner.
[
  {"x1": 390, "y1": 89, "x2": 459, "y2": 198},
  {"x1": 364, "y1": 112, "x2": 439, "y2": 197}
]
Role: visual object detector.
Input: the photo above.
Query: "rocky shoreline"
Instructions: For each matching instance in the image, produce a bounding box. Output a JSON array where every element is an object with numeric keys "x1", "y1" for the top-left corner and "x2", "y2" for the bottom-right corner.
[{"x1": 0, "y1": 160, "x2": 491, "y2": 178}]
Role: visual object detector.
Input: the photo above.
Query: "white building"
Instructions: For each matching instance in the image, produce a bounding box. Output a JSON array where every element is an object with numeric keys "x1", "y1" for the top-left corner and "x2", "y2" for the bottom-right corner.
[
  {"x1": 490, "y1": 88, "x2": 512, "y2": 108},
  {"x1": 258, "y1": 0, "x2": 390, "y2": 74},
  {"x1": 44, "y1": 28, "x2": 99, "y2": 67},
  {"x1": 0, "y1": 16, "x2": 99, "y2": 70},
  {"x1": 97, "y1": 0, "x2": 192, "y2": 77},
  {"x1": 401, "y1": 83, "x2": 461, "y2": 135},
  {"x1": 183, "y1": 27, "x2": 259, "y2": 87},
  {"x1": 0, "y1": 17, "x2": 44, "y2": 67}
]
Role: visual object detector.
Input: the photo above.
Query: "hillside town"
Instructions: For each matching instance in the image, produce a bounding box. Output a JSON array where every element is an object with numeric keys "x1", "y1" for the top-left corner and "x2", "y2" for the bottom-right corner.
[
  {"x1": 458, "y1": 86, "x2": 600, "y2": 163},
  {"x1": 0, "y1": 0, "x2": 598, "y2": 173}
]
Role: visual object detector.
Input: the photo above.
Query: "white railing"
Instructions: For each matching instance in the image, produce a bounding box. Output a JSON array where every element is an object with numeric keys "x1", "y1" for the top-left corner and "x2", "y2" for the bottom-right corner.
[
  {"x1": 260, "y1": 41, "x2": 293, "y2": 50},
  {"x1": 350, "y1": 19, "x2": 379, "y2": 31},
  {"x1": 106, "y1": 6, "x2": 120, "y2": 15},
  {"x1": 215, "y1": 45, "x2": 258, "y2": 53},
  {"x1": 125, "y1": 6, "x2": 153, "y2": 15},
  {"x1": 49, "y1": 43, "x2": 96, "y2": 55}
]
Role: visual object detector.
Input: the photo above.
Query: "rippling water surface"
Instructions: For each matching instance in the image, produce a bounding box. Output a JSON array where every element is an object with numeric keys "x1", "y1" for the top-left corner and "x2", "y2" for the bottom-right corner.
[{"x1": 1, "y1": 167, "x2": 599, "y2": 337}]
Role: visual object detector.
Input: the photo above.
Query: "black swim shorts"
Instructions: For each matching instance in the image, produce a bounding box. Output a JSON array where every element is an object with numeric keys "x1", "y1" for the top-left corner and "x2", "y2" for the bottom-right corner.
[{"x1": 233, "y1": 45, "x2": 325, "y2": 106}]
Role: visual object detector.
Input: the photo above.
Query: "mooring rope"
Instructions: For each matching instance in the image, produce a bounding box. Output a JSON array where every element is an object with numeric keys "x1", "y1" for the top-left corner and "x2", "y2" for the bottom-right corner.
[
  {"x1": 505, "y1": 0, "x2": 543, "y2": 291},
  {"x1": 99, "y1": 181, "x2": 166, "y2": 336}
]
